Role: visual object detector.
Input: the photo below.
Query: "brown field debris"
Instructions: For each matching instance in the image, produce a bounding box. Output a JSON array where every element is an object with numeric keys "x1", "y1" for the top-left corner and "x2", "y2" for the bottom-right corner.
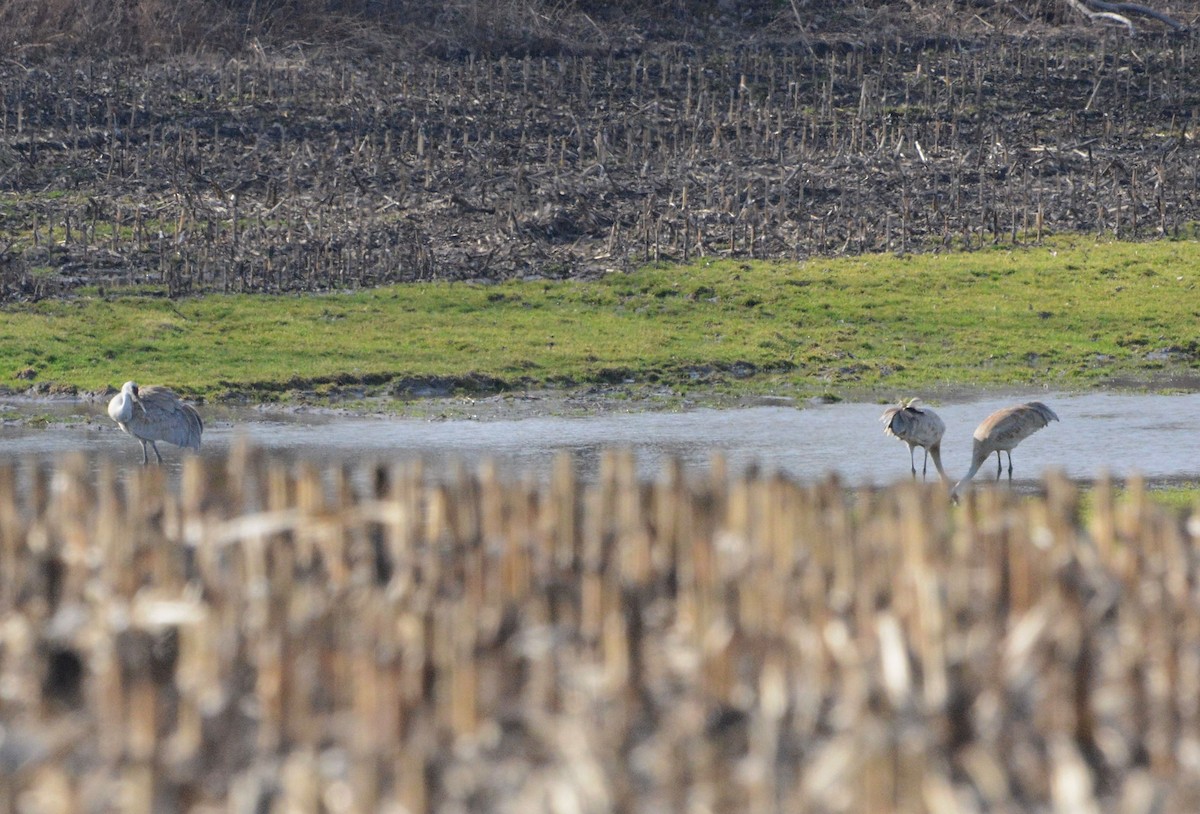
[
  {"x1": 0, "y1": 4, "x2": 1197, "y2": 300},
  {"x1": 1, "y1": 448, "x2": 1199, "y2": 810}
]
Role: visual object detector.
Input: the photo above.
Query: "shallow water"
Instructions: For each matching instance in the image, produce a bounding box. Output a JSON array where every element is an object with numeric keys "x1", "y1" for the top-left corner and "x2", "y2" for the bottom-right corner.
[{"x1": 1, "y1": 391, "x2": 1198, "y2": 487}]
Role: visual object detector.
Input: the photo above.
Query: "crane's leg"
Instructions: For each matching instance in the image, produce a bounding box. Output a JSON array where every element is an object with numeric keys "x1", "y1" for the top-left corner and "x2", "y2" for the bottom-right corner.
[
  {"x1": 921, "y1": 448, "x2": 929, "y2": 480},
  {"x1": 994, "y1": 451, "x2": 1002, "y2": 480},
  {"x1": 909, "y1": 446, "x2": 917, "y2": 479},
  {"x1": 1006, "y1": 451, "x2": 1014, "y2": 480},
  {"x1": 150, "y1": 441, "x2": 164, "y2": 464},
  {"x1": 139, "y1": 440, "x2": 150, "y2": 466}
]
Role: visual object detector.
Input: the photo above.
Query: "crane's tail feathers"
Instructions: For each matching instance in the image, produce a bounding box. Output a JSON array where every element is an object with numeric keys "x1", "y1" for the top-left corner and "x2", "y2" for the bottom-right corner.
[{"x1": 1024, "y1": 401, "x2": 1060, "y2": 425}]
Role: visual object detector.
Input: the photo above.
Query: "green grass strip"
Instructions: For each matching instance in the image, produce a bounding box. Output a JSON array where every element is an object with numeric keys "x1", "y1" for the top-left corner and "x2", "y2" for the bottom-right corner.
[{"x1": 2, "y1": 238, "x2": 1197, "y2": 400}]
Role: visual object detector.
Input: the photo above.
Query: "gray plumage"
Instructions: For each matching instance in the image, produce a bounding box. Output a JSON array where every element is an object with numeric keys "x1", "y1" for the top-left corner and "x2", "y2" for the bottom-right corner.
[
  {"x1": 880, "y1": 397, "x2": 948, "y2": 482},
  {"x1": 952, "y1": 401, "x2": 1058, "y2": 498},
  {"x1": 107, "y1": 381, "x2": 203, "y2": 465}
]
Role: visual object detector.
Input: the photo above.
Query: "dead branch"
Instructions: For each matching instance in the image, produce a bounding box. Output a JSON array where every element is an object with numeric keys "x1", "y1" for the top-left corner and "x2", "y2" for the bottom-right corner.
[
  {"x1": 1063, "y1": 0, "x2": 1190, "y2": 32},
  {"x1": 786, "y1": 0, "x2": 817, "y2": 56},
  {"x1": 1087, "y1": 0, "x2": 1189, "y2": 30},
  {"x1": 1063, "y1": 0, "x2": 1136, "y2": 32}
]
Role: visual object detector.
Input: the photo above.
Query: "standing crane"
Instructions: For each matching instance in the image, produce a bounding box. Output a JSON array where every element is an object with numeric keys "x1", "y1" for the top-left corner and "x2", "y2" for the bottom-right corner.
[
  {"x1": 951, "y1": 401, "x2": 1058, "y2": 499},
  {"x1": 880, "y1": 397, "x2": 949, "y2": 482},
  {"x1": 107, "y1": 381, "x2": 203, "y2": 465}
]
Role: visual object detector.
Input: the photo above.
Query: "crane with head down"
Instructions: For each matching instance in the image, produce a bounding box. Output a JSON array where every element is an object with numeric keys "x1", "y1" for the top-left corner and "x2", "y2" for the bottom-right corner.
[
  {"x1": 880, "y1": 397, "x2": 949, "y2": 483},
  {"x1": 951, "y1": 401, "x2": 1058, "y2": 500}
]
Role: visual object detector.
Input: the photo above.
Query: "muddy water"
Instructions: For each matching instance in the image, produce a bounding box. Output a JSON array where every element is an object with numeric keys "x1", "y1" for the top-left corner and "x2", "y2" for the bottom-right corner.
[{"x1": 1, "y1": 391, "x2": 1198, "y2": 487}]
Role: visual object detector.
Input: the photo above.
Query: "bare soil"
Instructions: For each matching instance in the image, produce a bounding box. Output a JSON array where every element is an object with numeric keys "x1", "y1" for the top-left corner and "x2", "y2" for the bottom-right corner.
[{"x1": 1, "y1": 18, "x2": 1197, "y2": 300}]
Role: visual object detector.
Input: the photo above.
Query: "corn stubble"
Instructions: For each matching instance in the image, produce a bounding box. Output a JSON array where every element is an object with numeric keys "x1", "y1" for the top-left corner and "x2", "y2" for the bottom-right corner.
[
  {"x1": 1, "y1": 447, "x2": 1198, "y2": 810},
  {"x1": 1, "y1": 31, "x2": 1197, "y2": 301}
]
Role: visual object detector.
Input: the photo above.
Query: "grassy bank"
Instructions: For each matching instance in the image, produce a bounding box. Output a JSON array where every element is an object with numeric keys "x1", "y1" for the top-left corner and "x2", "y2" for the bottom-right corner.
[{"x1": 2, "y1": 238, "x2": 1197, "y2": 402}]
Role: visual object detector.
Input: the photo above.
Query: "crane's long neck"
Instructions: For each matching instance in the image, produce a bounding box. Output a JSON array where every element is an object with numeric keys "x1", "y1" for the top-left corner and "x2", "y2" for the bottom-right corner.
[
  {"x1": 109, "y1": 390, "x2": 134, "y2": 423},
  {"x1": 951, "y1": 443, "x2": 988, "y2": 496},
  {"x1": 928, "y1": 444, "x2": 950, "y2": 485}
]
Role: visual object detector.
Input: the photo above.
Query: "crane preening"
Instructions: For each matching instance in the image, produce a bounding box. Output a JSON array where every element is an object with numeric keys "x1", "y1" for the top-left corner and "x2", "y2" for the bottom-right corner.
[
  {"x1": 108, "y1": 381, "x2": 203, "y2": 465},
  {"x1": 880, "y1": 397, "x2": 949, "y2": 483}
]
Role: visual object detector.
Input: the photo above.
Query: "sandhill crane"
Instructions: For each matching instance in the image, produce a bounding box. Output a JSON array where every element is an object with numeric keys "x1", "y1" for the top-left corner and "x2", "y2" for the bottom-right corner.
[
  {"x1": 951, "y1": 401, "x2": 1058, "y2": 498},
  {"x1": 107, "y1": 381, "x2": 203, "y2": 465},
  {"x1": 880, "y1": 397, "x2": 948, "y2": 482}
]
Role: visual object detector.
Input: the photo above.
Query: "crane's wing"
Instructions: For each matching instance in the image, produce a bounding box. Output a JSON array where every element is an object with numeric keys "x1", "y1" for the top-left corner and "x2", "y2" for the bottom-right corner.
[
  {"x1": 977, "y1": 402, "x2": 1057, "y2": 446},
  {"x1": 1023, "y1": 401, "x2": 1060, "y2": 424},
  {"x1": 882, "y1": 403, "x2": 945, "y2": 446},
  {"x1": 136, "y1": 386, "x2": 204, "y2": 450}
]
